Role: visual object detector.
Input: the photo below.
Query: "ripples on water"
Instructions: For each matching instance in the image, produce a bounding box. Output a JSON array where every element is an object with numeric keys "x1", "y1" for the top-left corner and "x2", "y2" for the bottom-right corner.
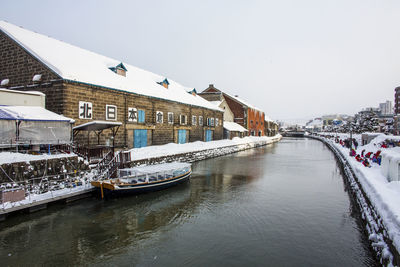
[{"x1": 0, "y1": 138, "x2": 378, "y2": 266}]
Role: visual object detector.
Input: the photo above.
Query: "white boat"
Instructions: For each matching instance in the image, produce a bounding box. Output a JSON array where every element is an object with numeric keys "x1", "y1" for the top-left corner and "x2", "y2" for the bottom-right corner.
[{"x1": 91, "y1": 162, "x2": 191, "y2": 198}]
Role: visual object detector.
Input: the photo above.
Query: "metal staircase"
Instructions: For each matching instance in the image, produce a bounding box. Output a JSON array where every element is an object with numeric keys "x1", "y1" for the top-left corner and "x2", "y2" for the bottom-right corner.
[{"x1": 93, "y1": 150, "x2": 131, "y2": 181}]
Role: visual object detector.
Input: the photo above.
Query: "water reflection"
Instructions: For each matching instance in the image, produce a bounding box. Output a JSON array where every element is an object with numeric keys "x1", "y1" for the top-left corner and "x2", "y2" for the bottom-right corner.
[{"x1": 0, "y1": 140, "x2": 377, "y2": 266}]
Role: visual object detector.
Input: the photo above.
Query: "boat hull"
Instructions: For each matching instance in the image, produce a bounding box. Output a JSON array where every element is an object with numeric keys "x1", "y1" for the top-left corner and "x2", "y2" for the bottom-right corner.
[{"x1": 93, "y1": 171, "x2": 191, "y2": 198}]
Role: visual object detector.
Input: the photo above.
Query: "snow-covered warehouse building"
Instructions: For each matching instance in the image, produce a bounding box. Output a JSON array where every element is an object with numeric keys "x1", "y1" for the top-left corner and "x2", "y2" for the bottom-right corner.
[
  {"x1": 223, "y1": 121, "x2": 248, "y2": 139},
  {"x1": 0, "y1": 21, "x2": 223, "y2": 149},
  {"x1": 0, "y1": 106, "x2": 73, "y2": 146},
  {"x1": 199, "y1": 84, "x2": 269, "y2": 136}
]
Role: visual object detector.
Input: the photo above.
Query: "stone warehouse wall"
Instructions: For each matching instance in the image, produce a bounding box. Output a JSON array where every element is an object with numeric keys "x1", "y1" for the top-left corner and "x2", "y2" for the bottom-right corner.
[
  {"x1": 63, "y1": 82, "x2": 223, "y2": 149},
  {"x1": 0, "y1": 156, "x2": 89, "y2": 183},
  {"x1": 0, "y1": 31, "x2": 60, "y2": 88}
]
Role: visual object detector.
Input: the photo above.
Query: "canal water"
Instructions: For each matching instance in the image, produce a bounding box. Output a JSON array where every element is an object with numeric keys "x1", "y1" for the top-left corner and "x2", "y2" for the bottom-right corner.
[{"x1": 0, "y1": 138, "x2": 377, "y2": 266}]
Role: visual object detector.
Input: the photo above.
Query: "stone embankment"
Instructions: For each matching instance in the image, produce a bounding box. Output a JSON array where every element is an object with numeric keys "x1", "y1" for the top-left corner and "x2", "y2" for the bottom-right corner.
[
  {"x1": 308, "y1": 134, "x2": 399, "y2": 266},
  {"x1": 128, "y1": 136, "x2": 281, "y2": 167},
  {"x1": 0, "y1": 155, "x2": 89, "y2": 183}
]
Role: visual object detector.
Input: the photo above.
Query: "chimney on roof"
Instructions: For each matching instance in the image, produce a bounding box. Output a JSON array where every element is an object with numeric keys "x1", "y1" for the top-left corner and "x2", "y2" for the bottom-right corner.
[
  {"x1": 235, "y1": 95, "x2": 239, "y2": 97},
  {"x1": 209, "y1": 84, "x2": 214, "y2": 88}
]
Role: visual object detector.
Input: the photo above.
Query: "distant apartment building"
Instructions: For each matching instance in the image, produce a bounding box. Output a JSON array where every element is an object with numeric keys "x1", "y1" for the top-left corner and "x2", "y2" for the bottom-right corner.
[{"x1": 379, "y1": 100, "x2": 393, "y2": 115}]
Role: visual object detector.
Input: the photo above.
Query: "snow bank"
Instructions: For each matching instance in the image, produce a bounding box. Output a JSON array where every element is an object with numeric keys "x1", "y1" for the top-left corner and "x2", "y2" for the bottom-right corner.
[
  {"x1": 316, "y1": 133, "x2": 400, "y2": 264},
  {"x1": 0, "y1": 152, "x2": 76, "y2": 165},
  {"x1": 1, "y1": 180, "x2": 93, "y2": 211},
  {"x1": 129, "y1": 135, "x2": 281, "y2": 161}
]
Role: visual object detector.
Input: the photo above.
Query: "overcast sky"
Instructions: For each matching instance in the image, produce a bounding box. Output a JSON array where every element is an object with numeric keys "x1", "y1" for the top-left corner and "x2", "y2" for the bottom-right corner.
[{"x1": 1, "y1": 0, "x2": 400, "y2": 122}]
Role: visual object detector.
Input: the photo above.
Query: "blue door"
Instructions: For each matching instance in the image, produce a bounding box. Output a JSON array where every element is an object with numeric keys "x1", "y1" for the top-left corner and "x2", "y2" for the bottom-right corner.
[
  {"x1": 134, "y1": 129, "x2": 147, "y2": 148},
  {"x1": 178, "y1": 129, "x2": 186, "y2": 144},
  {"x1": 205, "y1": 130, "x2": 213, "y2": 142}
]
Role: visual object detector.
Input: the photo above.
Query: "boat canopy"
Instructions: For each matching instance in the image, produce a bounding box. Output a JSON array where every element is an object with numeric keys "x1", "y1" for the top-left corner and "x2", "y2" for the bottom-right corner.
[{"x1": 119, "y1": 162, "x2": 191, "y2": 176}]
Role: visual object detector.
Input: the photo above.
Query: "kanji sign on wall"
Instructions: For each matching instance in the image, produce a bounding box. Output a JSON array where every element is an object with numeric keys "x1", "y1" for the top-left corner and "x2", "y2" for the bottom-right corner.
[
  {"x1": 79, "y1": 101, "x2": 92, "y2": 119},
  {"x1": 106, "y1": 105, "x2": 117, "y2": 120},
  {"x1": 128, "y1": 107, "x2": 137, "y2": 122}
]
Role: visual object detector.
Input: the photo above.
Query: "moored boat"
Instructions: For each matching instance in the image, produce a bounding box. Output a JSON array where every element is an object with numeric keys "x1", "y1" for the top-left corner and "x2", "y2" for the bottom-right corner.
[
  {"x1": 282, "y1": 130, "x2": 305, "y2": 137},
  {"x1": 91, "y1": 162, "x2": 191, "y2": 198}
]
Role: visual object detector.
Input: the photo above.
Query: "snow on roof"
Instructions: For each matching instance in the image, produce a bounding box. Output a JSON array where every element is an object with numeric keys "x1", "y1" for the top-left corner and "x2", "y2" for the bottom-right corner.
[
  {"x1": 265, "y1": 115, "x2": 274, "y2": 122},
  {"x1": 0, "y1": 88, "x2": 45, "y2": 96},
  {"x1": 0, "y1": 105, "x2": 73, "y2": 122},
  {"x1": 307, "y1": 119, "x2": 323, "y2": 126},
  {"x1": 0, "y1": 21, "x2": 221, "y2": 112},
  {"x1": 73, "y1": 120, "x2": 122, "y2": 131},
  {"x1": 223, "y1": 121, "x2": 248, "y2": 132},
  {"x1": 120, "y1": 162, "x2": 191, "y2": 175},
  {"x1": 222, "y1": 92, "x2": 261, "y2": 112},
  {"x1": 218, "y1": 91, "x2": 276, "y2": 122},
  {"x1": 210, "y1": 100, "x2": 222, "y2": 107}
]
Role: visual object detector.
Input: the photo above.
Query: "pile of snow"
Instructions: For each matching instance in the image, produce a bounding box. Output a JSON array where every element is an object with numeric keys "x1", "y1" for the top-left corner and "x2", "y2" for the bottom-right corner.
[
  {"x1": 1, "y1": 180, "x2": 93, "y2": 211},
  {"x1": 130, "y1": 135, "x2": 281, "y2": 161},
  {"x1": 319, "y1": 133, "x2": 400, "y2": 257},
  {"x1": 0, "y1": 152, "x2": 76, "y2": 165}
]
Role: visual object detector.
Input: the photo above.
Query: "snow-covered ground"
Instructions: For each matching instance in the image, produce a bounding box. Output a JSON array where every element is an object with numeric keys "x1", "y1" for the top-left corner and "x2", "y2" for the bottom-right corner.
[
  {"x1": 1, "y1": 180, "x2": 93, "y2": 211},
  {"x1": 129, "y1": 135, "x2": 281, "y2": 161},
  {"x1": 316, "y1": 133, "x2": 400, "y2": 263},
  {"x1": 0, "y1": 152, "x2": 76, "y2": 165}
]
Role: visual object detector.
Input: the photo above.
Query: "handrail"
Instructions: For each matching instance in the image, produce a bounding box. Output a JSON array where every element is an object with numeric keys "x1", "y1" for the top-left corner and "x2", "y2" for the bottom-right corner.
[
  {"x1": 0, "y1": 170, "x2": 89, "y2": 197},
  {"x1": 95, "y1": 151, "x2": 122, "y2": 181}
]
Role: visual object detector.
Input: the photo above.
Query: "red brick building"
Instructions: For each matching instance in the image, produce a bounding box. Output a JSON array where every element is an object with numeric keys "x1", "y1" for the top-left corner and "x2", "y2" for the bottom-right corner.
[
  {"x1": 0, "y1": 21, "x2": 223, "y2": 149},
  {"x1": 199, "y1": 84, "x2": 266, "y2": 136}
]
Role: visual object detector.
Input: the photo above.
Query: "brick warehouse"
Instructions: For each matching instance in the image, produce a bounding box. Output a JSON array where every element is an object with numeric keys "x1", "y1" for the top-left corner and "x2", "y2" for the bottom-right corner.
[
  {"x1": 0, "y1": 21, "x2": 223, "y2": 149},
  {"x1": 199, "y1": 84, "x2": 266, "y2": 136}
]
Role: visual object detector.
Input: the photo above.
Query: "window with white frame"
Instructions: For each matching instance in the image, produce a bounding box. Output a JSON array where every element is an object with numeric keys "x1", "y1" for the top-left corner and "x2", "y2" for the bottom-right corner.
[
  {"x1": 128, "y1": 107, "x2": 137, "y2": 122},
  {"x1": 210, "y1": 118, "x2": 215, "y2": 126},
  {"x1": 192, "y1": 115, "x2": 197, "y2": 126},
  {"x1": 216, "y1": 118, "x2": 219, "y2": 126},
  {"x1": 156, "y1": 111, "x2": 163, "y2": 123},
  {"x1": 79, "y1": 101, "x2": 92, "y2": 119},
  {"x1": 168, "y1": 112, "x2": 174, "y2": 124},
  {"x1": 106, "y1": 105, "x2": 117, "y2": 120},
  {"x1": 180, "y1": 114, "x2": 187, "y2": 125},
  {"x1": 199, "y1": 116, "x2": 203, "y2": 126}
]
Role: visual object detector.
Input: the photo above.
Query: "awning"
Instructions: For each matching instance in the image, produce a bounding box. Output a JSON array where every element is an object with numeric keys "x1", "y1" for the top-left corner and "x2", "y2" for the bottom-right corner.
[
  {"x1": 0, "y1": 105, "x2": 74, "y2": 122},
  {"x1": 0, "y1": 106, "x2": 73, "y2": 145},
  {"x1": 73, "y1": 120, "x2": 122, "y2": 147},
  {"x1": 73, "y1": 120, "x2": 122, "y2": 131}
]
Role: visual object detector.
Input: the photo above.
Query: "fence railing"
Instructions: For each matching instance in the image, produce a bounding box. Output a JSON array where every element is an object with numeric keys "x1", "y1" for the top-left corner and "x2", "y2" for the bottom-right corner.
[{"x1": 0, "y1": 170, "x2": 92, "y2": 210}]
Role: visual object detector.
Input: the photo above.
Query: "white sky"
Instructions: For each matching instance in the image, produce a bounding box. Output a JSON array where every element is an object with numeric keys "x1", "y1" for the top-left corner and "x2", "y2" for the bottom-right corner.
[{"x1": 1, "y1": 0, "x2": 400, "y2": 122}]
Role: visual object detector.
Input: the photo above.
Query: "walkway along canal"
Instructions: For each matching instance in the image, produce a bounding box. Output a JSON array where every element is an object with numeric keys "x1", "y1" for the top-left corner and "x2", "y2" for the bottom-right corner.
[{"x1": 0, "y1": 138, "x2": 378, "y2": 266}]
